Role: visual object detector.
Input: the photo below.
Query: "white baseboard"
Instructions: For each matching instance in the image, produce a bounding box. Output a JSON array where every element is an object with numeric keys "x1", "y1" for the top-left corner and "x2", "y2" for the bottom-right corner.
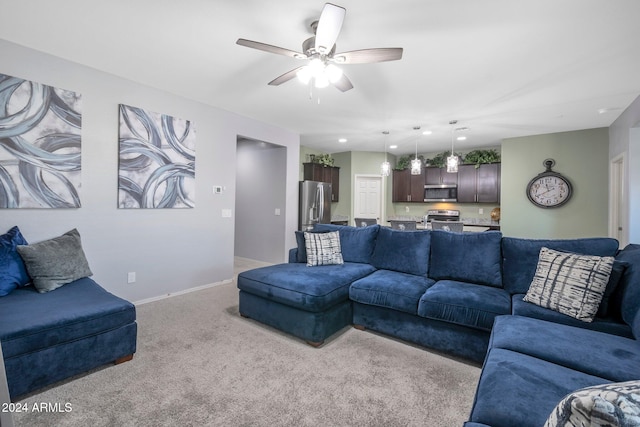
[{"x1": 133, "y1": 278, "x2": 234, "y2": 306}]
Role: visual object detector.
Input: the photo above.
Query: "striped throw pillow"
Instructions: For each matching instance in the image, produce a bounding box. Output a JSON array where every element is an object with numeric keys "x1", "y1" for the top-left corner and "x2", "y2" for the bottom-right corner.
[
  {"x1": 523, "y1": 247, "x2": 614, "y2": 322},
  {"x1": 304, "y1": 231, "x2": 343, "y2": 266}
]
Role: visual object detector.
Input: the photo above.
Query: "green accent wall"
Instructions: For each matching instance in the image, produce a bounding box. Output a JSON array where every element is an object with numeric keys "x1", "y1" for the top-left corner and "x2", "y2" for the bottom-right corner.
[
  {"x1": 332, "y1": 151, "x2": 352, "y2": 219},
  {"x1": 333, "y1": 151, "x2": 394, "y2": 222},
  {"x1": 501, "y1": 128, "x2": 609, "y2": 238}
]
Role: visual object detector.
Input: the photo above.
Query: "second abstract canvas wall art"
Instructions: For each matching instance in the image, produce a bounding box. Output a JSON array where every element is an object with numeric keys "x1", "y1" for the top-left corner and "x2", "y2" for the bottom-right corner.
[{"x1": 118, "y1": 104, "x2": 196, "y2": 209}]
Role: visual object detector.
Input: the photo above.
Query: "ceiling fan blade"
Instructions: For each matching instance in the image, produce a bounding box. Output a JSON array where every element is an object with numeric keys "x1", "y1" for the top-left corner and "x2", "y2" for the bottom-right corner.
[
  {"x1": 332, "y1": 73, "x2": 354, "y2": 92},
  {"x1": 236, "y1": 39, "x2": 304, "y2": 58},
  {"x1": 314, "y1": 3, "x2": 346, "y2": 54},
  {"x1": 333, "y1": 48, "x2": 403, "y2": 64},
  {"x1": 268, "y1": 67, "x2": 305, "y2": 86}
]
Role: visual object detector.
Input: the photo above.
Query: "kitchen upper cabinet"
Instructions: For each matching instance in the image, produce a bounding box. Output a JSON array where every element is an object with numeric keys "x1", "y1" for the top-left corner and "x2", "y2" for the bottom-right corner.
[
  {"x1": 477, "y1": 163, "x2": 500, "y2": 203},
  {"x1": 303, "y1": 163, "x2": 340, "y2": 202},
  {"x1": 456, "y1": 165, "x2": 477, "y2": 203},
  {"x1": 392, "y1": 168, "x2": 424, "y2": 202},
  {"x1": 425, "y1": 167, "x2": 458, "y2": 185},
  {"x1": 456, "y1": 163, "x2": 501, "y2": 203}
]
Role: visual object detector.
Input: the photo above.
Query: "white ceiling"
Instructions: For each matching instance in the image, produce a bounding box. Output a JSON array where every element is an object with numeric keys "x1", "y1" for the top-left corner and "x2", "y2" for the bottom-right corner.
[{"x1": 1, "y1": 0, "x2": 639, "y2": 155}]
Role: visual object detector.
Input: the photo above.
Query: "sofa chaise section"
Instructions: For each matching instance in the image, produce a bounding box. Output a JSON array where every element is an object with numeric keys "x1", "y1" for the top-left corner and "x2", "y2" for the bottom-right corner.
[
  {"x1": 238, "y1": 224, "x2": 381, "y2": 346},
  {"x1": 238, "y1": 262, "x2": 375, "y2": 345}
]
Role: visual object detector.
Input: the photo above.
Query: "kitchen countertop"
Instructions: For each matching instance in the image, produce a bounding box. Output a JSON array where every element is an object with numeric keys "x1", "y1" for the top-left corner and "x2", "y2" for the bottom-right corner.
[
  {"x1": 328, "y1": 216, "x2": 500, "y2": 230},
  {"x1": 387, "y1": 216, "x2": 500, "y2": 231}
]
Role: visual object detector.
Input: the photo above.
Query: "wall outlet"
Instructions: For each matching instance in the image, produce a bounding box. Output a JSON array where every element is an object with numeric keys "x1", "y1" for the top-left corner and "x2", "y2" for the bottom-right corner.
[
  {"x1": 478, "y1": 208, "x2": 484, "y2": 215},
  {"x1": 213, "y1": 185, "x2": 223, "y2": 194},
  {"x1": 221, "y1": 209, "x2": 232, "y2": 218},
  {"x1": 127, "y1": 272, "x2": 136, "y2": 284}
]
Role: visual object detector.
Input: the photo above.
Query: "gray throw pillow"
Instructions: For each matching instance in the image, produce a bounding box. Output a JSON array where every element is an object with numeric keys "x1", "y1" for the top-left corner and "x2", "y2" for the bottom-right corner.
[
  {"x1": 523, "y1": 247, "x2": 614, "y2": 322},
  {"x1": 17, "y1": 229, "x2": 93, "y2": 293}
]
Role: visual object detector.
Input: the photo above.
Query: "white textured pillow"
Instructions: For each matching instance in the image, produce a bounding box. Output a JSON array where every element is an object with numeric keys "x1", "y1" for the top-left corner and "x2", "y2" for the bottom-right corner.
[
  {"x1": 545, "y1": 380, "x2": 640, "y2": 427},
  {"x1": 523, "y1": 247, "x2": 614, "y2": 322},
  {"x1": 304, "y1": 231, "x2": 343, "y2": 266}
]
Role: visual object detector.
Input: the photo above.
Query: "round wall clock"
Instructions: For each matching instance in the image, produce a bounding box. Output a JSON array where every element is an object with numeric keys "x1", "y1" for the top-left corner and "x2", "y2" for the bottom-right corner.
[{"x1": 526, "y1": 159, "x2": 573, "y2": 208}]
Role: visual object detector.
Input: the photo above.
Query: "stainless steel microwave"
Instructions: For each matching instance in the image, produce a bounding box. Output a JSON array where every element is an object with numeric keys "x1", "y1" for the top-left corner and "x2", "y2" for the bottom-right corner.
[{"x1": 424, "y1": 184, "x2": 457, "y2": 202}]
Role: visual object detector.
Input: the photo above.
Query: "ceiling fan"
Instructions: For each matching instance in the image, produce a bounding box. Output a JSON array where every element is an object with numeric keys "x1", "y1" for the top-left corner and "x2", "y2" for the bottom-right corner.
[{"x1": 236, "y1": 3, "x2": 403, "y2": 92}]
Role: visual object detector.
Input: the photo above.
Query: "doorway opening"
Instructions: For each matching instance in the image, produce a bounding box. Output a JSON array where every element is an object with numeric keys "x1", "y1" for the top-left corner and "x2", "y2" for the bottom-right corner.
[{"x1": 235, "y1": 137, "x2": 287, "y2": 263}]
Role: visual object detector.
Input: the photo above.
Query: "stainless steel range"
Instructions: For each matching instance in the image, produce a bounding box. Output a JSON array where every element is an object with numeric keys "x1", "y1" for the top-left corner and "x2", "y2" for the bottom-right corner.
[{"x1": 425, "y1": 209, "x2": 460, "y2": 223}]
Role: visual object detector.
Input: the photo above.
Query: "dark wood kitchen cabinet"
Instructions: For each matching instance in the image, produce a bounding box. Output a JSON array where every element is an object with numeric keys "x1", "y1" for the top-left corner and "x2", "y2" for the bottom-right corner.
[
  {"x1": 425, "y1": 167, "x2": 458, "y2": 185},
  {"x1": 303, "y1": 163, "x2": 340, "y2": 202},
  {"x1": 392, "y1": 168, "x2": 424, "y2": 202},
  {"x1": 456, "y1": 163, "x2": 501, "y2": 203}
]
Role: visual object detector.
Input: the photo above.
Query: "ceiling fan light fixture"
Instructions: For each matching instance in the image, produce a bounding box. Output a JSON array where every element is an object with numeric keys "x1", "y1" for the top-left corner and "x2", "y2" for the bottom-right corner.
[
  {"x1": 237, "y1": 3, "x2": 403, "y2": 93},
  {"x1": 325, "y1": 64, "x2": 343, "y2": 83},
  {"x1": 309, "y1": 58, "x2": 325, "y2": 74},
  {"x1": 314, "y1": 73, "x2": 330, "y2": 88},
  {"x1": 296, "y1": 59, "x2": 341, "y2": 88}
]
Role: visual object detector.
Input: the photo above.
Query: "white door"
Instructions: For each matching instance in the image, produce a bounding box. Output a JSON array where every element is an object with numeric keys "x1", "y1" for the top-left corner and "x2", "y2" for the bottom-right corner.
[{"x1": 353, "y1": 175, "x2": 383, "y2": 226}]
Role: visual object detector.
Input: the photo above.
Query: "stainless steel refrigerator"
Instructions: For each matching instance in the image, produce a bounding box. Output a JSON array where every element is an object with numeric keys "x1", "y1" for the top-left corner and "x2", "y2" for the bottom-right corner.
[{"x1": 299, "y1": 180, "x2": 332, "y2": 231}]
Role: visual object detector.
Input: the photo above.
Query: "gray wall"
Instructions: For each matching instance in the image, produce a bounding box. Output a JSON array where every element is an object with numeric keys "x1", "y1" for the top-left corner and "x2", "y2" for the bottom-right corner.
[
  {"x1": 235, "y1": 139, "x2": 286, "y2": 263},
  {"x1": 609, "y1": 95, "x2": 640, "y2": 244},
  {"x1": 0, "y1": 39, "x2": 300, "y2": 303}
]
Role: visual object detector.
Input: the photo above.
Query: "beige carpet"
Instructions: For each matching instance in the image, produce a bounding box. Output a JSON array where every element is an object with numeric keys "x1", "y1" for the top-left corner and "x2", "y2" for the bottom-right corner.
[{"x1": 14, "y1": 258, "x2": 481, "y2": 426}]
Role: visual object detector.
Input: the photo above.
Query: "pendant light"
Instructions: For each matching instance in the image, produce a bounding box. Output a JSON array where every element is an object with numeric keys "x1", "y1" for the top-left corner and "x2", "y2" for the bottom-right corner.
[
  {"x1": 411, "y1": 126, "x2": 422, "y2": 175},
  {"x1": 380, "y1": 131, "x2": 390, "y2": 177},
  {"x1": 447, "y1": 120, "x2": 459, "y2": 173}
]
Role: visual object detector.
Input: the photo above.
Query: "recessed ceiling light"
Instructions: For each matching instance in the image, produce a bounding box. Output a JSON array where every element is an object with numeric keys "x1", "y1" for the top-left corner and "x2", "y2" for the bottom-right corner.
[
  {"x1": 597, "y1": 107, "x2": 621, "y2": 115},
  {"x1": 457, "y1": 136, "x2": 467, "y2": 141},
  {"x1": 389, "y1": 145, "x2": 398, "y2": 149},
  {"x1": 422, "y1": 130, "x2": 432, "y2": 135},
  {"x1": 338, "y1": 138, "x2": 347, "y2": 143}
]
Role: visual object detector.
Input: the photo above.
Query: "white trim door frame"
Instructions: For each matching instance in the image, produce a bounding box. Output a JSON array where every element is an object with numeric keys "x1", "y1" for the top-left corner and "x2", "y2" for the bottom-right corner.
[{"x1": 609, "y1": 152, "x2": 628, "y2": 248}]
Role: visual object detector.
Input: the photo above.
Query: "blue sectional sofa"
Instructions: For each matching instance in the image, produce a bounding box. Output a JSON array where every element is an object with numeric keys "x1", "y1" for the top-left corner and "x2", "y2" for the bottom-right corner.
[
  {"x1": 0, "y1": 227, "x2": 137, "y2": 398},
  {"x1": 237, "y1": 224, "x2": 640, "y2": 426}
]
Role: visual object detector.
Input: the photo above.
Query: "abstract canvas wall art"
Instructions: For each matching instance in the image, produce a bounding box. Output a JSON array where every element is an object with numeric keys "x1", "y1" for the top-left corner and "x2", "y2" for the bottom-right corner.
[
  {"x1": 118, "y1": 104, "x2": 196, "y2": 209},
  {"x1": 0, "y1": 73, "x2": 82, "y2": 208}
]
